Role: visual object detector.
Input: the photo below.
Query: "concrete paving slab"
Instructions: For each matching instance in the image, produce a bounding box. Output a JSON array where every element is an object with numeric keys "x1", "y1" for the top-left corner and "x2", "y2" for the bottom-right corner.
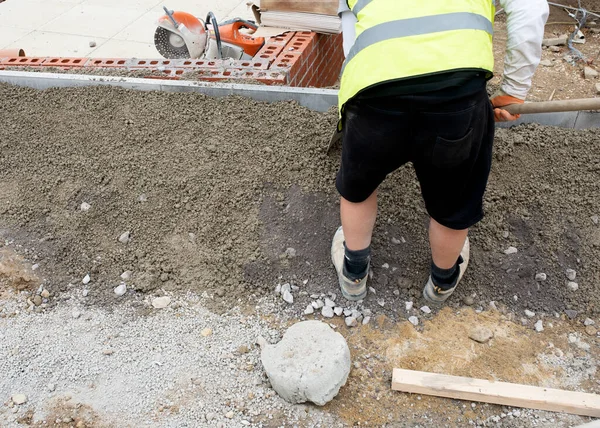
[
  {"x1": 4, "y1": 31, "x2": 107, "y2": 57},
  {"x1": 112, "y1": 9, "x2": 163, "y2": 44},
  {"x1": 0, "y1": 0, "x2": 249, "y2": 58},
  {"x1": 88, "y1": 39, "x2": 158, "y2": 58},
  {"x1": 0, "y1": 27, "x2": 32, "y2": 50},
  {"x1": 0, "y1": 1, "x2": 76, "y2": 31},
  {"x1": 40, "y1": 4, "x2": 145, "y2": 39}
]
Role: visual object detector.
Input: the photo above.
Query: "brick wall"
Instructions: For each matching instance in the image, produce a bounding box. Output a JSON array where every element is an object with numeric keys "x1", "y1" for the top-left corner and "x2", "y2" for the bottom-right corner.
[{"x1": 0, "y1": 31, "x2": 345, "y2": 87}]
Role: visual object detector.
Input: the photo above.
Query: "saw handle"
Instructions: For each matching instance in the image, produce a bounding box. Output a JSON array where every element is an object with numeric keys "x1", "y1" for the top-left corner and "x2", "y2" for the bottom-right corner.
[
  {"x1": 503, "y1": 98, "x2": 600, "y2": 115},
  {"x1": 206, "y1": 12, "x2": 222, "y2": 59}
]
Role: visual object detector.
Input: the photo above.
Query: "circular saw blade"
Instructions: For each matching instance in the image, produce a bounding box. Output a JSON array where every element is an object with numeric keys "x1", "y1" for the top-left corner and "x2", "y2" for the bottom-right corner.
[{"x1": 154, "y1": 27, "x2": 190, "y2": 59}]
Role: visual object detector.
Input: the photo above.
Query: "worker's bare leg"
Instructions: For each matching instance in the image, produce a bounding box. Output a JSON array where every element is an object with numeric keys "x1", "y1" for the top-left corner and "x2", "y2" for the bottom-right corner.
[
  {"x1": 429, "y1": 218, "x2": 468, "y2": 269},
  {"x1": 340, "y1": 191, "x2": 377, "y2": 251}
]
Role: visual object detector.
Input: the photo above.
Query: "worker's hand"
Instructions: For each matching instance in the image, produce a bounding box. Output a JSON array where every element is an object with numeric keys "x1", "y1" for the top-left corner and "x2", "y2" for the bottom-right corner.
[{"x1": 490, "y1": 91, "x2": 524, "y2": 122}]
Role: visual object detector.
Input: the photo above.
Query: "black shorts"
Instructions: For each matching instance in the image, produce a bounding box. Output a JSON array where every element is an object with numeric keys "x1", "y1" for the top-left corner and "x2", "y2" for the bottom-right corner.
[{"x1": 336, "y1": 80, "x2": 495, "y2": 230}]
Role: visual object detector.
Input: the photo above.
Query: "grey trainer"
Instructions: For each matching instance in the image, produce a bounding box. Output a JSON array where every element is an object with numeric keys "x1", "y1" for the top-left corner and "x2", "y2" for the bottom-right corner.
[
  {"x1": 331, "y1": 226, "x2": 368, "y2": 301},
  {"x1": 423, "y1": 237, "x2": 470, "y2": 304}
]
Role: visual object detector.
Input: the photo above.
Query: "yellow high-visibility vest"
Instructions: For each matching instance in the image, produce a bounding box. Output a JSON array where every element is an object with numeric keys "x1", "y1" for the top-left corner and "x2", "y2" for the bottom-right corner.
[{"x1": 339, "y1": 0, "x2": 495, "y2": 114}]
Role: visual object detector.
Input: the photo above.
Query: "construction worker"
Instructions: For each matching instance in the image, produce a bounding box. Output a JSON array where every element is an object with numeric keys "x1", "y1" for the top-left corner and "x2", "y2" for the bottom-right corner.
[{"x1": 332, "y1": 0, "x2": 549, "y2": 303}]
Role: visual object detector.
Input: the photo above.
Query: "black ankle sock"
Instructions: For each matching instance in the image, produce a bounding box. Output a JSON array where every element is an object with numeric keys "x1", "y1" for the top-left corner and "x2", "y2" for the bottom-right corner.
[
  {"x1": 431, "y1": 256, "x2": 463, "y2": 290},
  {"x1": 343, "y1": 243, "x2": 370, "y2": 281}
]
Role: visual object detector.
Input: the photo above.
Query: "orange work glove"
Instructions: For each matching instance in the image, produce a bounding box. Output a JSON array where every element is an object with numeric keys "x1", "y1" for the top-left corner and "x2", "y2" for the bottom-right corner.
[{"x1": 490, "y1": 91, "x2": 524, "y2": 122}]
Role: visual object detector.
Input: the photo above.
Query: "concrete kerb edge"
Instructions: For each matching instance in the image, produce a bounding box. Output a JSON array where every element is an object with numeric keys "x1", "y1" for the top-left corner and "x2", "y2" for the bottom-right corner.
[
  {"x1": 0, "y1": 71, "x2": 598, "y2": 126},
  {"x1": 0, "y1": 70, "x2": 338, "y2": 112}
]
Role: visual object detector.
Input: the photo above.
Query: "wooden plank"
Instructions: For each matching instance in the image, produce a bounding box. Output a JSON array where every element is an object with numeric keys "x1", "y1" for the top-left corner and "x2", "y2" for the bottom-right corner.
[
  {"x1": 392, "y1": 369, "x2": 600, "y2": 418},
  {"x1": 260, "y1": 0, "x2": 339, "y2": 16}
]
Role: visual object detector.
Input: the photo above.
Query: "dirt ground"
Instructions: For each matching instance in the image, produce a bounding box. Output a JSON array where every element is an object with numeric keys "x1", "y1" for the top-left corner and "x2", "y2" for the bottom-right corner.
[
  {"x1": 1, "y1": 5, "x2": 600, "y2": 424},
  {"x1": 0, "y1": 84, "x2": 599, "y2": 317}
]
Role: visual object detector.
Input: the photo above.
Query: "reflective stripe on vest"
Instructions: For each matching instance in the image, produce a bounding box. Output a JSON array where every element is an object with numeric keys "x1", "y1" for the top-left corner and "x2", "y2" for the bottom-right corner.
[
  {"x1": 342, "y1": 12, "x2": 493, "y2": 74},
  {"x1": 339, "y1": 1, "x2": 495, "y2": 114}
]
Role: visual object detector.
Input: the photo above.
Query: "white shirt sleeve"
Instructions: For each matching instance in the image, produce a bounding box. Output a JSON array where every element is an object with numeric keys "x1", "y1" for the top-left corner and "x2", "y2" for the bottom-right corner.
[
  {"x1": 498, "y1": 0, "x2": 549, "y2": 99},
  {"x1": 339, "y1": 0, "x2": 356, "y2": 57}
]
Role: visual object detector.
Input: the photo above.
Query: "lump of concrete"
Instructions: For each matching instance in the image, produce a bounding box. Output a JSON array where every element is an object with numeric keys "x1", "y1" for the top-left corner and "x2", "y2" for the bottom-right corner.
[
  {"x1": 152, "y1": 296, "x2": 171, "y2": 309},
  {"x1": 118, "y1": 231, "x2": 131, "y2": 244},
  {"x1": 260, "y1": 321, "x2": 351, "y2": 406},
  {"x1": 584, "y1": 66, "x2": 598, "y2": 79},
  {"x1": 469, "y1": 326, "x2": 494, "y2": 344}
]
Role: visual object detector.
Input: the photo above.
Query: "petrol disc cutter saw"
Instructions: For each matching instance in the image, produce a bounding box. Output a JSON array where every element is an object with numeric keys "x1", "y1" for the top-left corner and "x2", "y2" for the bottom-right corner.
[{"x1": 154, "y1": 7, "x2": 265, "y2": 60}]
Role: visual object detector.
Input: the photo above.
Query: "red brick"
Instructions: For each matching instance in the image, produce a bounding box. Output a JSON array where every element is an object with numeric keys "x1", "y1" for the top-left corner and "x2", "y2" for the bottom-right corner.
[
  {"x1": 42, "y1": 57, "x2": 89, "y2": 67},
  {"x1": 0, "y1": 57, "x2": 46, "y2": 66},
  {"x1": 86, "y1": 58, "x2": 128, "y2": 68}
]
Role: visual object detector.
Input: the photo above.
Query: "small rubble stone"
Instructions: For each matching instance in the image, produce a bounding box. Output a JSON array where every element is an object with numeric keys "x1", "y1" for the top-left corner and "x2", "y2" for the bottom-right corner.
[
  {"x1": 41, "y1": 289, "x2": 50, "y2": 298},
  {"x1": 324, "y1": 298, "x2": 335, "y2": 308},
  {"x1": 114, "y1": 283, "x2": 127, "y2": 296},
  {"x1": 550, "y1": 45, "x2": 561, "y2": 52},
  {"x1": 565, "y1": 310, "x2": 578, "y2": 319},
  {"x1": 525, "y1": 310, "x2": 535, "y2": 318},
  {"x1": 225, "y1": 411, "x2": 234, "y2": 419},
  {"x1": 314, "y1": 299, "x2": 324, "y2": 309},
  {"x1": 534, "y1": 320, "x2": 544, "y2": 332},
  {"x1": 584, "y1": 66, "x2": 599, "y2": 79},
  {"x1": 585, "y1": 326, "x2": 597, "y2": 336},
  {"x1": 304, "y1": 305, "x2": 314, "y2": 315},
  {"x1": 592, "y1": 214, "x2": 599, "y2": 224},
  {"x1": 469, "y1": 326, "x2": 493, "y2": 344},
  {"x1": 281, "y1": 283, "x2": 291, "y2": 294},
  {"x1": 540, "y1": 59, "x2": 553, "y2": 67},
  {"x1": 152, "y1": 296, "x2": 171, "y2": 309},
  {"x1": 584, "y1": 318, "x2": 595, "y2": 326},
  {"x1": 118, "y1": 231, "x2": 131, "y2": 244},
  {"x1": 47, "y1": 383, "x2": 56, "y2": 392},
  {"x1": 343, "y1": 308, "x2": 352, "y2": 316},
  {"x1": 260, "y1": 321, "x2": 351, "y2": 405},
  {"x1": 382, "y1": 263, "x2": 389, "y2": 269},
  {"x1": 568, "y1": 333, "x2": 578, "y2": 343},
  {"x1": 405, "y1": 301, "x2": 414, "y2": 311},
  {"x1": 566, "y1": 281, "x2": 579, "y2": 291},
  {"x1": 565, "y1": 269, "x2": 577, "y2": 281},
  {"x1": 322, "y1": 306, "x2": 334, "y2": 318},
  {"x1": 362, "y1": 316, "x2": 371, "y2": 325},
  {"x1": 463, "y1": 296, "x2": 474, "y2": 306},
  {"x1": 284, "y1": 247, "x2": 297, "y2": 258},
  {"x1": 12, "y1": 394, "x2": 28, "y2": 405},
  {"x1": 282, "y1": 290, "x2": 294, "y2": 304},
  {"x1": 33, "y1": 295, "x2": 42, "y2": 306},
  {"x1": 82, "y1": 289, "x2": 89, "y2": 297},
  {"x1": 420, "y1": 306, "x2": 431, "y2": 314},
  {"x1": 82, "y1": 274, "x2": 90, "y2": 285},
  {"x1": 535, "y1": 273, "x2": 547, "y2": 281},
  {"x1": 201, "y1": 328, "x2": 213, "y2": 337},
  {"x1": 377, "y1": 299, "x2": 385, "y2": 307},
  {"x1": 72, "y1": 310, "x2": 81, "y2": 319},
  {"x1": 369, "y1": 286, "x2": 377, "y2": 295},
  {"x1": 408, "y1": 316, "x2": 419, "y2": 326},
  {"x1": 345, "y1": 316, "x2": 358, "y2": 327},
  {"x1": 504, "y1": 246, "x2": 518, "y2": 255},
  {"x1": 120, "y1": 271, "x2": 132, "y2": 281},
  {"x1": 89, "y1": 41, "x2": 96, "y2": 48},
  {"x1": 334, "y1": 307, "x2": 343, "y2": 316},
  {"x1": 80, "y1": 202, "x2": 91, "y2": 211}
]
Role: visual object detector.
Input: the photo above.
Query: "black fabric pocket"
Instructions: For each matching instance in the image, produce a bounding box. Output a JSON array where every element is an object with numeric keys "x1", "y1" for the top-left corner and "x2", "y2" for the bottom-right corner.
[{"x1": 432, "y1": 128, "x2": 474, "y2": 168}]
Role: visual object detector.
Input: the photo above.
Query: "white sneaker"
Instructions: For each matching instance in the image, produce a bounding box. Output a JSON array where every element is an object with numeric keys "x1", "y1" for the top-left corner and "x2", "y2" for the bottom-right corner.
[
  {"x1": 423, "y1": 237, "x2": 470, "y2": 304},
  {"x1": 331, "y1": 226, "x2": 368, "y2": 301}
]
